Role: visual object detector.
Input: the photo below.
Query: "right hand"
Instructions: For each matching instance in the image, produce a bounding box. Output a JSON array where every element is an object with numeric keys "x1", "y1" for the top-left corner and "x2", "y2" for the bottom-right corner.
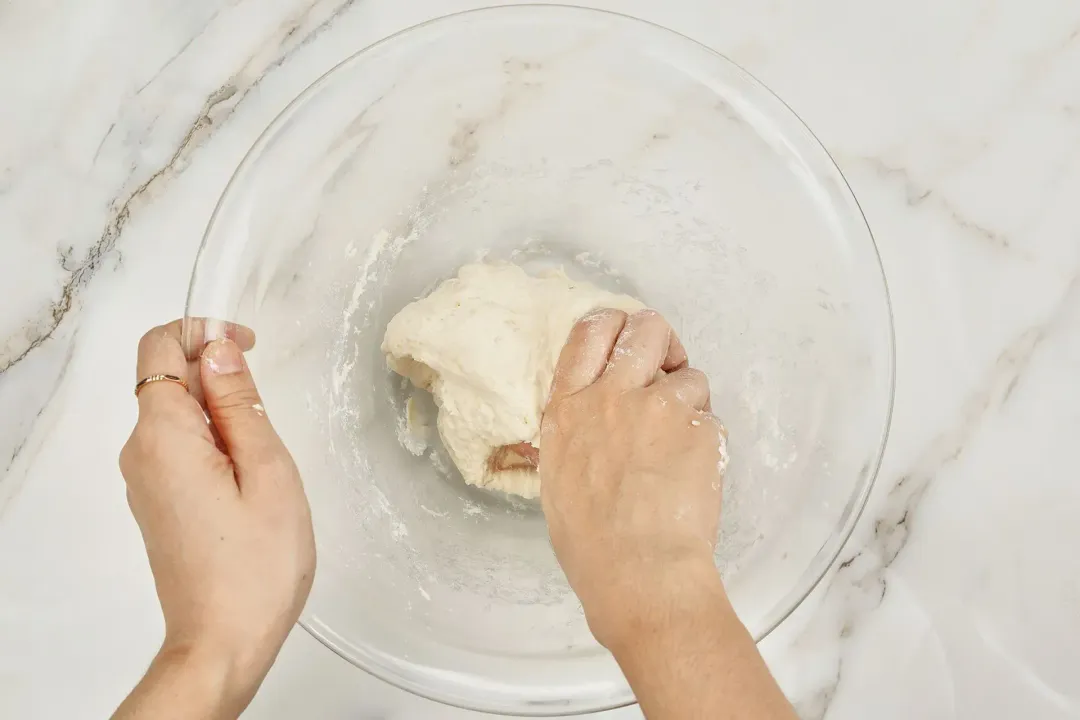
[{"x1": 540, "y1": 309, "x2": 729, "y2": 649}]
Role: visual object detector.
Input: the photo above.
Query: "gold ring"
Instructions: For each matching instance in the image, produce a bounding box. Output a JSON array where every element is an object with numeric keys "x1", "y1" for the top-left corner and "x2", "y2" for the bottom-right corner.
[{"x1": 134, "y1": 374, "x2": 189, "y2": 397}]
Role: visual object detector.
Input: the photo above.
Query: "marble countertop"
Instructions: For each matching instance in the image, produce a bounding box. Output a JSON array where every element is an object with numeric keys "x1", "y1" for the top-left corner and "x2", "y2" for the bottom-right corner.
[{"x1": 2, "y1": 1, "x2": 1078, "y2": 718}]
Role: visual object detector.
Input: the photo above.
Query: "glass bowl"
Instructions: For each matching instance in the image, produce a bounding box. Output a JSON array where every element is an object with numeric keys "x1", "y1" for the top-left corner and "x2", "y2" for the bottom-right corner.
[{"x1": 184, "y1": 5, "x2": 894, "y2": 716}]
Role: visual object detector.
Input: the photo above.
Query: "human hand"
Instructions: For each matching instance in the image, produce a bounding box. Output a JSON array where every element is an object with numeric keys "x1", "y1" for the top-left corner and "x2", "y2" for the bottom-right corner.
[
  {"x1": 118, "y1": 320, "x2": 315, "y2": 713},
  {"x1": 540, "y1": 309, "x2": 729, "y2": 650}
]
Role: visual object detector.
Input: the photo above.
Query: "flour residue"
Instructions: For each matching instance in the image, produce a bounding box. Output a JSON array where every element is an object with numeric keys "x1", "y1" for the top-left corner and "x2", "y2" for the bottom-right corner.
[{"x1": 396, "y1": 394, "x2": 431, "y2": 456}]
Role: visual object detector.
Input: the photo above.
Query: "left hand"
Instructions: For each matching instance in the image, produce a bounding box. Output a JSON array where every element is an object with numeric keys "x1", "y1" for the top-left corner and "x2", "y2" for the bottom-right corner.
[{"x1": 119, "y1": 320, "x2": 315, "y2": 711}]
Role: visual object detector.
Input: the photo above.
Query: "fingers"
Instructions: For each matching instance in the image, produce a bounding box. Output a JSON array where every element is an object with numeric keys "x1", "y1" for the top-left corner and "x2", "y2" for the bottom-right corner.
[
  {"x1": 180, "y1": 318, "x2": 256, "y2": 359},
  {"x1": 652, "y1": 367, "x2": 712, "y2": 411},
  {"x1": 548, "y1": 309, "x2": 629, "y2": 405},
  {"x1": 200, "y1": 339, "x2": 289, "y2": 489},
  {"x1": 136, "y1": 324, "x2": 198, "y2": 413},
  {"x1": 136, "y1": 320, "x2": 255, "y2": 410},
  {"x1": 602, "y1": 310, "x2": 688, "y2": 391}
]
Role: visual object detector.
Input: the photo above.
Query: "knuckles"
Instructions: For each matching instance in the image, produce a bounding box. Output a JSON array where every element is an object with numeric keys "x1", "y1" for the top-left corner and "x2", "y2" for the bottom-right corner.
[
  {"x1": 639, "y1": 386, "x2": 684, "y2": 415},
  {"x1": 120, "y1": 425, "x2": 164, "y2": 468},
  {"x1": 629, "y1": 308, "x2": 662, "y2": 322},
  {"x1": 678, "y1": 367, "x2": 709, "y2": 387},
  {"x1": 121, "y1": 419, "x2": 189, "y2": 471},
  {"x1": 118, "y1": 437, "x2": 137, "y2": 477}
]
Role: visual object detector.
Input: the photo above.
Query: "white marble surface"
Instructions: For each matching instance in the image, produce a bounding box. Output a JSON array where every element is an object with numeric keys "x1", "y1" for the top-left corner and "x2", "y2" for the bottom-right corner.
[{"x1": 2, "y1": 0, "x2": 1078, "y2": 718}]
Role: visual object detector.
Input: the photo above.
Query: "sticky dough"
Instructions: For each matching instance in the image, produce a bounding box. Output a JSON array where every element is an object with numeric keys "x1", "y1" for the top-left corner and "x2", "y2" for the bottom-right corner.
[{"x1": 382, "y1": 262, "x2": 643, "y2": 498}]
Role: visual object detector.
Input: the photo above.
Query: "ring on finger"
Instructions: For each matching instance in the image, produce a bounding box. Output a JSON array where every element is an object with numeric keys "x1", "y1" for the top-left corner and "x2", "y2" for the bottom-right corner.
[{"x1": 134, "y1": 374, "x2": 190, "y2": 397}]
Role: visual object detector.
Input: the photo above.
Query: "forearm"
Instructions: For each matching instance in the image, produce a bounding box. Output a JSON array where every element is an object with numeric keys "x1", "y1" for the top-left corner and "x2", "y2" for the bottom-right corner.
[
  {"x1": 605, "y1": 563, "x2": 797, "y2": 720},
  {"x1": 112, "y1": 643, "x2": 256, "y2": 720}
]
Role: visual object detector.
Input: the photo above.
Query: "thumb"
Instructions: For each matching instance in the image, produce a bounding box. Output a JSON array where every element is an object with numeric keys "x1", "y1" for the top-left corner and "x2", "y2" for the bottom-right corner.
[{"x1": 201, "y1": 338, "x2": 286, "y2": 478}]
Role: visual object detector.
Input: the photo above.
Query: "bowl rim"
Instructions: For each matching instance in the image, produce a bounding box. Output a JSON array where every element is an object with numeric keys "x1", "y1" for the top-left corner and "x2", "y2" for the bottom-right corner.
[{"x1": 187, "y1": 3, "x2": 896, "y2": 716}]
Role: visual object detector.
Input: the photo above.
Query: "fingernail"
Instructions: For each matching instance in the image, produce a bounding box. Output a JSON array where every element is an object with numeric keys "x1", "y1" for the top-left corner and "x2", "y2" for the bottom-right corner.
[{"x1": 203, "y1": 339, "x2": 244, "y2": 375}]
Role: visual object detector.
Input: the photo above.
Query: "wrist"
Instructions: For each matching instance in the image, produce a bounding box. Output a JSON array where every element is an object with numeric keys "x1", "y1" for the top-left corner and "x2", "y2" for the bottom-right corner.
[
  {"x1": 154, "y1": 638, "x2": 260, "y2": 717},
  {"x1": 589, "y1": 554, "x2": 737, "y2": 655}
]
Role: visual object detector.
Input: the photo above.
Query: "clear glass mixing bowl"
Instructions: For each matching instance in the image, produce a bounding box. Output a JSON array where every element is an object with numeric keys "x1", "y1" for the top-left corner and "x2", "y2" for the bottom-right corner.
[{"x1": 184, "y1": 5, "x2": 894, "y2": 716}]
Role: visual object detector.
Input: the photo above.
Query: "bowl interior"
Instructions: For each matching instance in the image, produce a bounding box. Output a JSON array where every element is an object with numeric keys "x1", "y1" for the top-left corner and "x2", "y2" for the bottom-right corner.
[{"x1": 185, "y1": 5, "x2": 893, "y2": 715}]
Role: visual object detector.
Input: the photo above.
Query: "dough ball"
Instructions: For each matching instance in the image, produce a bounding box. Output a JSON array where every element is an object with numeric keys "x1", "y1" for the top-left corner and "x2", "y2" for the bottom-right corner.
[{"x1": 382, "y1": 262, "x2": 643, "y2": 498}]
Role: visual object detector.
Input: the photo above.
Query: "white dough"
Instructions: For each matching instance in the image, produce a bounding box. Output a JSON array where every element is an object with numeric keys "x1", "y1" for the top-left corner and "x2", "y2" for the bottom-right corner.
[{"x1": 382, "y1": 262, "x2": 644, "y2": 498}]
